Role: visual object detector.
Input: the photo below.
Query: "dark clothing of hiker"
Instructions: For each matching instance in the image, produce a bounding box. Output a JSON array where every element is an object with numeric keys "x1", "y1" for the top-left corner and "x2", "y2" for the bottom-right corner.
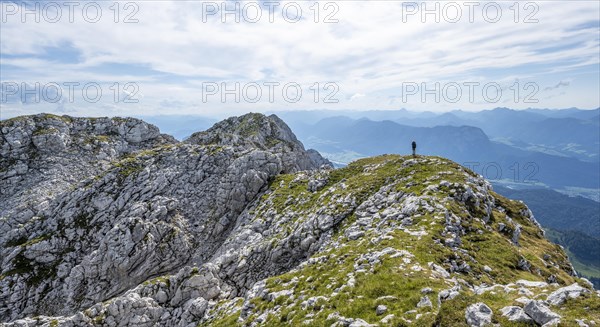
[{"x1": 412, "y1": 141, "x2": 416, "y2": 157}]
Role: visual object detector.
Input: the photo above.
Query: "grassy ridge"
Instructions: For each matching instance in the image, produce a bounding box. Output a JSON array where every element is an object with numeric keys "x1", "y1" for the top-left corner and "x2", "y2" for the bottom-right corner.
[{"x1": 201, "y1": 155, "x2": 598, "y2": 326}]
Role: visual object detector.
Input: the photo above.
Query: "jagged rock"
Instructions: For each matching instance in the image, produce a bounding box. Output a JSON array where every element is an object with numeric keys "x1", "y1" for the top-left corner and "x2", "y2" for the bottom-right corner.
[
  {"x1": 474, "y1": 284, "x2": 507, "y2": 295},
  {"x1": 346, "y1": 229, "x2": 365, "y2": 241},
  {"x1": 417, "y1": 296, "x2": 432, "y2": 308},
  {"x1": 515, "y1": 297, "x2": 532, "y2": 305},
  {"x1": 308, "y1": 177, "x2": 328, "y2": 192},
  {"x1": 500, "y1": 306, "x2": 533, "y2": 323},
  {"x1": 0, "y1": 113, "x2": 328, "y2": 323},
  {"x1": 301, "y1": 296, "x2": 328, "y2": 310},
  {"x1": 498, "y1": 223, "x2": 506, "y2": 232},
  {"x1": 546, "y1": 283, "x2": 589, "y2": 306},
  {"x1": 524, "y1": 300, "x2": 561, "y2": 326},
  {"x1": 328, "y1": 312, "x2": 375, "y2": 327},
  {"x1": 428, "y1": 262, "x2": 450, "y2": 278},
  {"x1": 465, "y1": 302, "x2": 493, "y2": 327},
  {"x1": 516, "y1": 280, "x2": 548, "y2": 288},
  {"x1": 185, "y1": 113, "x2": 332, "y2": 172},
  {"x1": 512, "y1": 224, "x2": 522, "y2": 245},
  {"x1": 0, "y1": 114, "x2": 175, "y2": 215},
  {"x1": 376, "y1": 305, "x2": 387, "y2": 315},
  {"x1": 518, "y1": 257, "x2": 532, "y2": 271},
  {"x1": 184, "y1": 297, "x2": 208, "y2": 318},
  {"x1": 439, "y1": 286, "x2": 460, "y2": 302}
]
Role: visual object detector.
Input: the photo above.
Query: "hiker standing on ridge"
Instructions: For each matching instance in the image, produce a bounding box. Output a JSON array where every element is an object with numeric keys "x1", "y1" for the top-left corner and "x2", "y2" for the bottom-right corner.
[{"x1": 412, "y1": 141, "x2": 417, "y2": 157}]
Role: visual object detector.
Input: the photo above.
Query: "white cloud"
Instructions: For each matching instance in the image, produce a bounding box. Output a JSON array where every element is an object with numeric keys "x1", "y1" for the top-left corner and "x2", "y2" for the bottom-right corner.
[
  {"x1": 350, "y1": 93, "x2": 366, "y2": 101},
  {"x1": 0, "y1": 0, "x2": 598, "y2": 116}
]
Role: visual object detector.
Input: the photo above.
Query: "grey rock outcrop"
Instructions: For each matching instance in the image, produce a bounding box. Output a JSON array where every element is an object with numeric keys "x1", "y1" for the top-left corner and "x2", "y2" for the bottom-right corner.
[
  {"x1": 375, "y1": 305, "x2": 387, "y2": 315},
  {"x1": 546, "y1": 283, "x2": 589, "y2": 306},
  {"x1": 185, "y1": 113, "x2": 332, "y2": 172},
  {"x1": 500, "y1": 306, "x2": 533, "y2": 323},
  {"x1": 465, "y1": 302, "x2": 493, "y2": 327},
  {"x1": 1, "y1": 114, "x2": 175, "y2": 218},
  {"x1": 523, "y1": 300, "x2": 561, "y2": 326}
]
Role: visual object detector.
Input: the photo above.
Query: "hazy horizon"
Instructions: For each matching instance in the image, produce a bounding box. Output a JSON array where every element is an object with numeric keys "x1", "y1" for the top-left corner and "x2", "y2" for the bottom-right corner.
[{"x1": 2, "y1": 106, "x2": 599, "y2": 121}]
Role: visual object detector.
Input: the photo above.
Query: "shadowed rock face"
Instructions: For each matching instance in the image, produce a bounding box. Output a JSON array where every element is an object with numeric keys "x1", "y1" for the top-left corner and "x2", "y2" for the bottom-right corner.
[{"x1": 1, "y1": 114, "x2": 596, "y2": 327}]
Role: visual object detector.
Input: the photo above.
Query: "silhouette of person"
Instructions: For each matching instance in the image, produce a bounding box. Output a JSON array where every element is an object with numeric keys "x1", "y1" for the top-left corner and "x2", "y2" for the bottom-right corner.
[{"x1": 412, "y1": 141, "x2": 416, "y2": 157}]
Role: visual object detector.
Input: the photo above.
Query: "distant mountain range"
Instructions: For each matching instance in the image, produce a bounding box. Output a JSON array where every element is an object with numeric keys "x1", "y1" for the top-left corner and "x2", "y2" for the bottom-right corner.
[
  {"x1": 493, "y1": 186, "x2": 600, "y2": 238},
  {"x1": 137, "y1": 108, "x2": 600, "y2": 199},
  {"x1": 275, "y1": 107, "x2": 600, "y2": 163},
  {"x1": 285, "y1": 115, "x2": 598, "y2": 194},
  {"x1": 494, "y1": 186, "x2": 600, "y2": 287}
]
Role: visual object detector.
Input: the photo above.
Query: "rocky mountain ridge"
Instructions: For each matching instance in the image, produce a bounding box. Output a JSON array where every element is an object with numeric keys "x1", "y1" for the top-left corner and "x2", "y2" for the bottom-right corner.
[{"x1": 0, "y1": 113, "x2": 597, "y2": 327}]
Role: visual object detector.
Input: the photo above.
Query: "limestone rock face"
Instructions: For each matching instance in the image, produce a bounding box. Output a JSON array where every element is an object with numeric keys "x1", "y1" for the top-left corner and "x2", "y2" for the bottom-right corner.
[
  {"x1": 0, "y1": 114, "x2": 175, "y2": 218},
  {"x1": 185, "y1": 113, "x2": 332, "y2": 172},
  {"x1": 0, "y1": 113, "x2": 328, "y2": 323}
]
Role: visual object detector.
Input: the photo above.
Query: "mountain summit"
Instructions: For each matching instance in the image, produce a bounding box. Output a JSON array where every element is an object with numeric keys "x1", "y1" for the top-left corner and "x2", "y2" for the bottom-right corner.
[
  {"x1": 186, "y1": 113, "x2": 332, "y2": 172},
  {"x1": 0, "y1": 114, "x2": 597, "y2": 326}
]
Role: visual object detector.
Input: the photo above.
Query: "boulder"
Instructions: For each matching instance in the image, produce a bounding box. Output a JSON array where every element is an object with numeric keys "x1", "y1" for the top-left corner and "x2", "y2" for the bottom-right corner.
[
  {"x1": 465, "y1": 302, "x2": 493, "y2": 327},
  {"x1": 523, "y1": 300, "x2": 561, "y2": 326},
  {"x1": 500, "y1": 306, "x2": 532, "y2": 323},
  {"x1": 417, "y1": 296, "x2": 432, "y2": 308},
  {"x1": 546, "y1": 283, "x2": 588, "y2": 306}
]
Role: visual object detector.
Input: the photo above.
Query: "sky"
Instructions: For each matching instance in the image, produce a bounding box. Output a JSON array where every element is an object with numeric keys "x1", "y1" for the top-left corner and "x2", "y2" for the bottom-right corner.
[{"x1": 1, "y1": 0, "x2": 599, "y2": 119}]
